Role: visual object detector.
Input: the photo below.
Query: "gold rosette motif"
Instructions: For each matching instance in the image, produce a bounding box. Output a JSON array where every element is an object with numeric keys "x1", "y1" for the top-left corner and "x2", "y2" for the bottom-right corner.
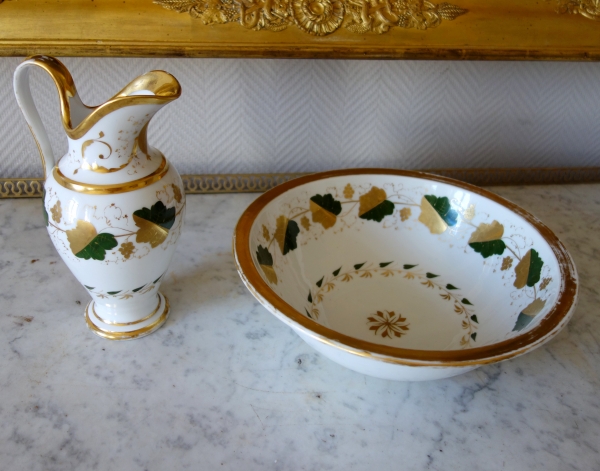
[{"x1": 291, "y1": 0, "x2": 345, "y2": 35}]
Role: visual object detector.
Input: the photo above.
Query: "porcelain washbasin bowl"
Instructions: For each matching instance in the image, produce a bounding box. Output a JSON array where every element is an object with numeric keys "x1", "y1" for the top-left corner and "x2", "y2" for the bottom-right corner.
[{"x1": 234, "y1": 169, "x2": 578, "y2": 381}]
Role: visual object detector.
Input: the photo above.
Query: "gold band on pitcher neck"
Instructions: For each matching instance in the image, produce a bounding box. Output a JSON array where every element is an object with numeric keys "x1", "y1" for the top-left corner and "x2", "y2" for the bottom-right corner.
[{"x1": 52, "y1": 157, "x2": 169, "y2": 195}]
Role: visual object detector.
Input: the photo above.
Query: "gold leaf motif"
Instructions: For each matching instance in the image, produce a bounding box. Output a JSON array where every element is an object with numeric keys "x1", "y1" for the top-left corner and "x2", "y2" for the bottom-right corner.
[
  {"x1": 421, "y1": 279, "x2": 435, "y2": 288},
  {"x1": 118, "y1": 241, "x2": 136, "y2": 259},
  {"x1": 463, "y1": 204, "x2": 475, "y2": 221},
  {"x1": 324, "y1": 282, "x2": 335, "y2": 292},
  {"x1": 301, "y1": 216, "x2": 311, "y2": 230},
  {"x1": 50, "y1": 201, "x2": 62, "y2": 223},
  {"x1": 260, "y1": 265, "x2": 278, "y2": 285},
  {"x1": 341, "y1": 273, "x2": 353, "y2": 282},
  {"x1": 418, "y1": 196, "x2": 447, "y2": 234},
  {"x1": 311, "y1": 308, "x2": 320, "y2": 320},
  {"x1": 343, "y1": 183, "x2": 354, "y2": 199},
  {"x1": 172, "y1": 184, "x2": 183, "y2": 203},
  {"x1": 399, "y1": 207, "x2": 412, "y2": 221},
  {"x1": 501, "y1": 256, "x2": 513, "y2": 271},
  {"x1": 66, "y1": 220, "x2": 98, "y2": 255},
  {"x1": 522, "y1": 298, "x2": 546, "y2": 317},
  {"x1": 468, "y1": 220, "x2": 504, "y2": 243},
  {"x1": 437, "y1": 2, "x2": 468, "y2": 20},
  {"x1": 381, "y1": 270, "x2": 394, "y2": 277},
  {"x1": 262, "y1": 224, "x2": 270, "y2": 241},
  {"x1": 539, "y1": 277, "x2": 552, "y2": 290},
  {"x1": 404, "y1": 272, "x2": 415, "y2": 279},
  {"x1": 274, "y1": 215, "x2": 289, "y2": 255},
  {"x1": 310, "y1": 199, "x2": 337, "y2": 229},
  {"x1": 358, "y1": 187, "x2": 387, "y2": 217},
  {"x1": 360, "y1": 271, "x2": 373, "y2": 278},
  {"x1": 513, "y1": 250, "x2": 532, "y2": 289},
  {"x1": 133, "y1": 215, "x2": 169, "y2": 248}
]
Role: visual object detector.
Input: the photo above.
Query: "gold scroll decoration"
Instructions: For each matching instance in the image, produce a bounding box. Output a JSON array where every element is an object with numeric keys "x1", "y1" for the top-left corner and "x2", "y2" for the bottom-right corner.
[
  {"x1": 154, "y1": 0, "x2": 468, "y2": 35},
  {"x1": 557, "y1": 0, "x2": 600, "y2": 20}
]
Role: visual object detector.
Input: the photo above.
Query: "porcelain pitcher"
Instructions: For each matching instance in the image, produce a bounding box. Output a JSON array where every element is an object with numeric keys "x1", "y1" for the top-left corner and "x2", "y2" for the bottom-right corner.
[{"x1": 14, "y1": 55, "x2": 185, "y2": 340}]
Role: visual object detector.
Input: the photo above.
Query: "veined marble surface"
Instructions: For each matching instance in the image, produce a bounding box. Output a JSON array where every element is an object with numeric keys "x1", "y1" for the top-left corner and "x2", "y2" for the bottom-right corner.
[{"x1": 0, "y1": 184, "x2": 599, "y2": 471}]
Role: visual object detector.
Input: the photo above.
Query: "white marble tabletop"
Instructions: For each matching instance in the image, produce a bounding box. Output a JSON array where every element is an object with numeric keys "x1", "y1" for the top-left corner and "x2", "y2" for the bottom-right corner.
[{"x1": 0, "y1": 184, "x2": 599, "y2": 471}]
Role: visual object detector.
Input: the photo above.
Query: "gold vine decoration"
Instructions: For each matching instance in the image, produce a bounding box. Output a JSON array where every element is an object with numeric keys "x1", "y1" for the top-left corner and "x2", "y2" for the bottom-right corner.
[
  {"x1": 154, "y1": 0, "x2": 468, "y2": 35},
  {"x1": 306, "y1": 262, "x2": 479, "y2": 347}
]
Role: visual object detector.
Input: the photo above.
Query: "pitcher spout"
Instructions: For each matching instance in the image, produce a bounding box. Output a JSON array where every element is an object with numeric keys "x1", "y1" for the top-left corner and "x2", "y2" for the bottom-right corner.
[{"x1": 14, "y1": 55, "x2": 181, "y2": 180}]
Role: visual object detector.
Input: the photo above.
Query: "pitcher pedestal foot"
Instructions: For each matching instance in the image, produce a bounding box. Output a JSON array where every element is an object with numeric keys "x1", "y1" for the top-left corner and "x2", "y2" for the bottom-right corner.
[{"x1": 85, "y1": 292, "x2": 170, "y2": 340}]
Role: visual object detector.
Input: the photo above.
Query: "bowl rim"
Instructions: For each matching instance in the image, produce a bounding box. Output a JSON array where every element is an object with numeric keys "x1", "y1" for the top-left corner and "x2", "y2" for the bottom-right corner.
[{"x1": 234, "y1": 168, "x2": 578, "y2": 367}]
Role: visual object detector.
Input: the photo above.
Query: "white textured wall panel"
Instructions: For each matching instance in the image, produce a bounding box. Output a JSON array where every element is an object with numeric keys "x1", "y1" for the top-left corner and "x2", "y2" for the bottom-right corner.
[{"x1": 1, "y1": 57, "x2": 599, "y2": 178}]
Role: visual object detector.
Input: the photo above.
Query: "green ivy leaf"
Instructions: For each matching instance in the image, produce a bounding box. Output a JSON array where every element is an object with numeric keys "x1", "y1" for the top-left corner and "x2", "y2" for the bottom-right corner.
[
  {"x1": 332, "y1": 267, "x2": 341, "y2": 276},
  {"x1": 256, "y1": 245, "x2": 273, "y2": 267},
  {"x1": 316, "y1": 277, "x2": 324, "y2": 288},
  {"x1": 403, "y1": 264, "x2": 418, "y2": 269},
  {"x1": 513, "y1": 313, "x2": 533, "y2": 331},
  {"x1": 308, "y1": 291, "x2": 313, "y2": 303},
  {"x1": 153, "y1": 274, "x2": 164, "y2": 284},
  {"x1": 133, "y1": 201, "x2": 176, "y2": 230},
  {"x1": 426, "y1": 272, "x2": 439, "y2": 278},
  {"x1": 462, "y1": 298, "x2": 473, "y2": 305},
  {"x1": 514, "y1": 249, "x2": 544, "y2": 289},
  {"x1": 527, "y1": 250, "x2": 544, "y2": 287},
  {"x1": 424, "y1": 195, "x2": 458, "y2": 226},
  {"x1": 310, "y1": 194, "x2": 342, "y2": 216},
  {"x1": 305, "y1": 308, "x2": 312, "y2": 319},
  {"x1": 469, "y1": 240, "x2": 507, "y2": 258},
  {"x1": 471, "y1": 332, "x2": 477, "y2": 341},
  {"x1": 107, "y1": 291, "x2": 121, "y2": 295},
  {"x1": 379, "y1": 262, "x2": 393, "y2": 268},
  {"x1": 132, "y1": 285, "x2": 146, "y2": 293},
  {"x1": 359, "y1": 200, "x2": 395, "y2": 222},
  {"x1": 42, "y1": 188, "x2": 49, "y2": 227},
  {"x1": 282, "y1": 220, "x2": 300, "y2": 255},
  {"x1": 75, "y1": 233, "x2": 118, "y2": 261},
  {"x1": 470, "y1": 315, "x2": 479, "y2": 323},
  {"x1": 354, "y1": 263, "x2": 366, "y2": 270},
  {"x1": 84, "y1": 285, "x2": 95, "y2": 290},
  {"x1": 446, "y1": 284, "x2": 459, "y2": 290}
]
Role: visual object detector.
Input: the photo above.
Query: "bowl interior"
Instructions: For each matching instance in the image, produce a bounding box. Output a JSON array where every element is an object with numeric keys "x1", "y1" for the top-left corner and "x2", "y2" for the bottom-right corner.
[{"x1": 248, "y1": 174, "x2": 563, "y2": 352}]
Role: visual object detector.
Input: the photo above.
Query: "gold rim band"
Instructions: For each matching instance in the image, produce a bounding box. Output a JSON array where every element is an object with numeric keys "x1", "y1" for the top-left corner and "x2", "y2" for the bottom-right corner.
[
  {"x1": 52, "y1": 157, "x2": 169, "y2": 195},
  {"x1": 85, "y1": 295, "x2": 170, "y2": 340},
  {"x1": 92, "y1": 296, "x2": 162, "y2": 326},
  {"x1": 234, "y1": 168, "x2": 578, "y2": 367}
]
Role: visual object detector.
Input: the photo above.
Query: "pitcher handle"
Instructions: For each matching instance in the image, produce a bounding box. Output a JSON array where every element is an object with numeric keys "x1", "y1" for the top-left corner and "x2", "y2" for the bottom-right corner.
[{"x1": 13, "y1": 56, "x2": 87, "y2": 178}]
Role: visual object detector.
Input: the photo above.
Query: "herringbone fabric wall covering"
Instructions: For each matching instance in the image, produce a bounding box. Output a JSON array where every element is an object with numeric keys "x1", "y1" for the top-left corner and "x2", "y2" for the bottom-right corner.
[{"x1": 1, "y1": 57, "x2": 599, "y2": 178}]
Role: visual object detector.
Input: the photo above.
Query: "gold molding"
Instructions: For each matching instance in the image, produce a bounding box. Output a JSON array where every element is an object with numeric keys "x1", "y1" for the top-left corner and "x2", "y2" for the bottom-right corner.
[
  {"x1": 1, "y1": 167, "x2": 599, "y2": 198},
  {"x1": 0, "y1": 0, "x2": 600, "y2": 60},
  {"x1": 154, "y1": 0, "x2": 468, "y2": 36},
  {"x1": 557, "y1": 0, "x2": 600, "y2": 20}
]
